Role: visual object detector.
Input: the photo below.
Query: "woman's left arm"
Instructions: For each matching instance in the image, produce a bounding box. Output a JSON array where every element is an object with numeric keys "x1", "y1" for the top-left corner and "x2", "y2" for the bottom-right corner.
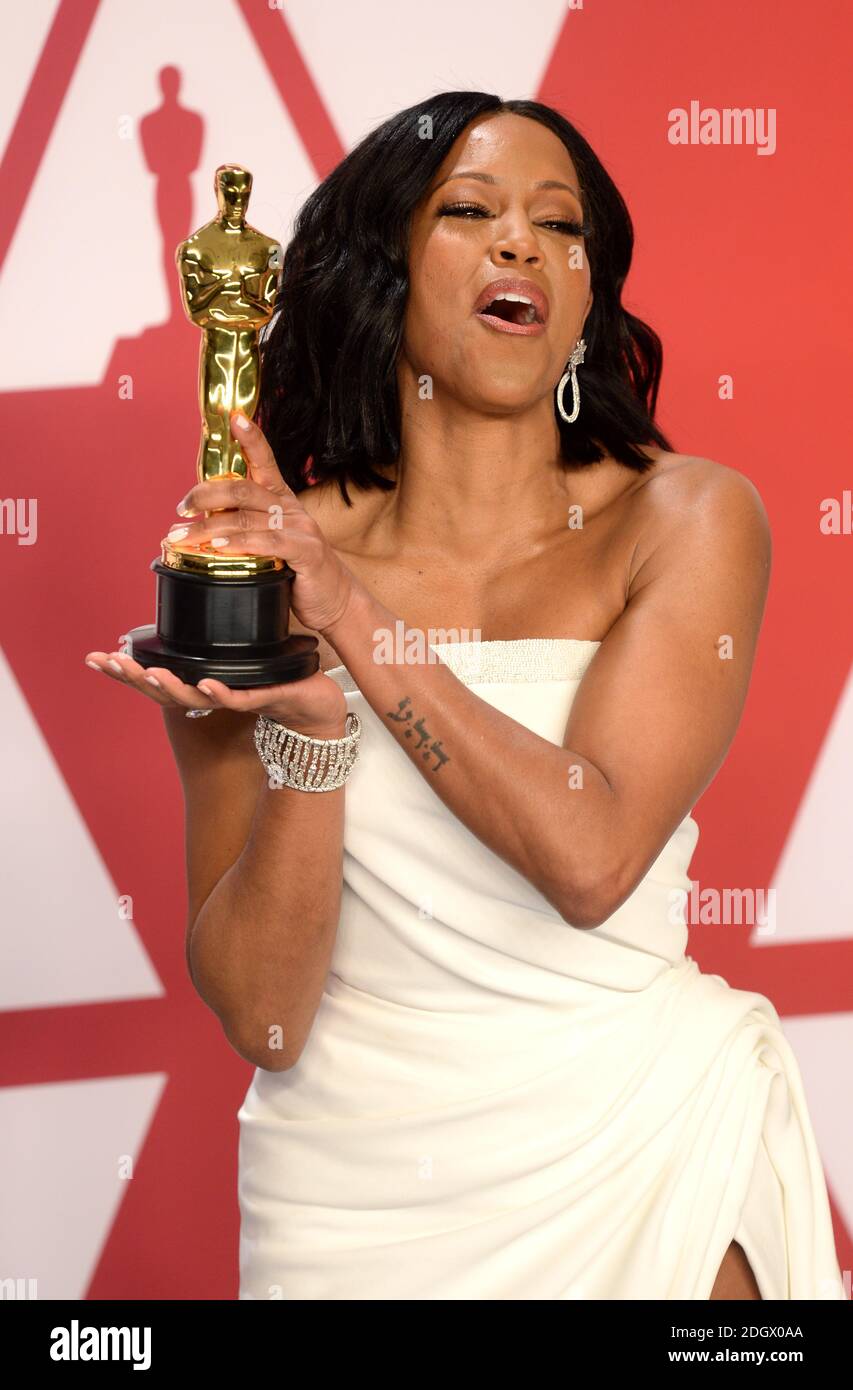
[{"x1": 324, "y1": 461, "x2": 771, "y2": 928}]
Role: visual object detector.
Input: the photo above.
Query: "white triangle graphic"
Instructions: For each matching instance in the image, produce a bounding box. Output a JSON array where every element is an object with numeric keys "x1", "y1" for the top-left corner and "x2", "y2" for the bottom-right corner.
[
  {"x1": 777, "y1": 1012, "x2": 853, "y2": 1243},
  {"x1": 0, "y1": 0, "x2": 317, "y2": 390},
  {"x1": 0, "y1": 646, "x2": 163, "y2": 1009},
  {"x1": 0, "y1": 1073, "x2": 167, "y2": 1298},
  {"x1": 0, "y1": 0, "x2": 62, "y2": 168},
  {"x1": 755, "y1": 661, "x2": 853, "y2": 947},
  {"x1": 284, "y1": 0, "x2": 571, "y2": 150}
]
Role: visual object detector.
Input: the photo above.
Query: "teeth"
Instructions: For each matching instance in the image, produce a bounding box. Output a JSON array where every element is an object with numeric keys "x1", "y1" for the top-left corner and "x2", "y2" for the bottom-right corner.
[{"x1": 482, "y1": 290, "x2": 540, "y2": 324}]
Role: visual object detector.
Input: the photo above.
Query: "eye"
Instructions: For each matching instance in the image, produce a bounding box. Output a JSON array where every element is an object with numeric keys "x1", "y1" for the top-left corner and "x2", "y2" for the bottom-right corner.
[
  {"x1": 437, "y1": 201, "x2": 589, "y2": 236},
  {"x1": 541, "y1": 217, "x2": 589, "y2": 237}
]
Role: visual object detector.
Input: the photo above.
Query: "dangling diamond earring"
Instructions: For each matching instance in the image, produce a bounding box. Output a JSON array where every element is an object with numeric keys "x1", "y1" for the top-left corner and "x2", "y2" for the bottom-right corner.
[{"x1": 556, "y1": 337, "x2": 587, "y2": 424}]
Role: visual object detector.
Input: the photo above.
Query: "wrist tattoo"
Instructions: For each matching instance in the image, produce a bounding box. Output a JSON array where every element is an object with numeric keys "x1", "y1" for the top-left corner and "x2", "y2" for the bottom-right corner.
[{"x1": 385, "y1": 696, "x2": 450, "y2": 772}]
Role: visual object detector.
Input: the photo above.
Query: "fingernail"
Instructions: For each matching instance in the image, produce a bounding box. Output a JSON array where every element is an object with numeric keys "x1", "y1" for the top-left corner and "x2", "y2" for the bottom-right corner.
[
  {"x1": 197, "y1": 682, "x2": 213, "y2": 696},
  {"x1": 145, "y1": 675, "x2": 161, "y2": 687},
  {"x1": 232, "y1": 412, "x2": 251, "y2": 431},
  {"x1": 86, "y1": 660, "x2": 101, "y2": 671},
  {"x1": 209, "y1": 536, "x2": 230, "y2": 547},
  {"x1": 177, "y1": 496, "x2": 198, "y2": 517},
  {"x1": 168, "y1": 526, "x2": 189, "y2": 541},
  {"x1": 107, "y1": 659, "x2": 123, "y2": 673}
]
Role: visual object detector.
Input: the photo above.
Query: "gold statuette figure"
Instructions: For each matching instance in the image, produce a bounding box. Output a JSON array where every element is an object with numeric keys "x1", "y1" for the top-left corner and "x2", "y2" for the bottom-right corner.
[
  {"x1": 163, "y1": 163, "x2": 283, "y2": 578},
  {"x1": 124, "y1": 164, "x2": 319, "y2": 687}
]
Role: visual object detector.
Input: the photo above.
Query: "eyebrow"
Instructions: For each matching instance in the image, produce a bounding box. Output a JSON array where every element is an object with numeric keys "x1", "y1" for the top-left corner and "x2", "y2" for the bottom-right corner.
[{"x1": 434, "y1": 170, "x2": 583, "y2": 203}]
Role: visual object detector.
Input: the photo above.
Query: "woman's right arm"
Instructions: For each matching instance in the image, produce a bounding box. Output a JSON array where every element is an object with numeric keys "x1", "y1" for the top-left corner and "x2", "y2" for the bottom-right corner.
[
  {"x1": 163, "y1": 698, "x2": 347, "y2": 1073},
  {"x1": 86, "y1": 646, "x2": 349, "y2": 1073},
  {"x1": 88, "y1": 406, "x2": 367, "y2": 1070}
]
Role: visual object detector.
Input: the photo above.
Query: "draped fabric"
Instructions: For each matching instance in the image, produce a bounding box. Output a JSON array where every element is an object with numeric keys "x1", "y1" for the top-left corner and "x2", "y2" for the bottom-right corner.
[{"x1": 237, "y1": 640, "x2": 844, "y2": 1300}]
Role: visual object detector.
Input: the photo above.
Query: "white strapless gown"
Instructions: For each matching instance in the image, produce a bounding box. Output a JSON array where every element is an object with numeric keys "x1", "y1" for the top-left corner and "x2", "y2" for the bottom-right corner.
[{"x1": 237, "y1": 639, "x2": 844, "y2": 1300}]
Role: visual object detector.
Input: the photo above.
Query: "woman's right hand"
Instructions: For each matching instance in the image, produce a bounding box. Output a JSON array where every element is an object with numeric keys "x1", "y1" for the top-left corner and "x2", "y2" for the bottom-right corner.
[{"x1": 84, "y1": 649, "x2": 348, "y2": 734}]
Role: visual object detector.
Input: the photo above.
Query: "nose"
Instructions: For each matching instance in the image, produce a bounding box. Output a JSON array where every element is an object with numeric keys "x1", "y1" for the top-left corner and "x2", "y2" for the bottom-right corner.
[{"x1": 489, "y1": 214, "x2": 545, "y2": 268}]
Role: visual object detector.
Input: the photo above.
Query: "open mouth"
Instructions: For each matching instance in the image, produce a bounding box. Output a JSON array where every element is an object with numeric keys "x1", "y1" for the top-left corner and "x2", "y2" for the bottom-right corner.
[{"x1": 477, "y1": 296, "x2": 540, "y2": 326}]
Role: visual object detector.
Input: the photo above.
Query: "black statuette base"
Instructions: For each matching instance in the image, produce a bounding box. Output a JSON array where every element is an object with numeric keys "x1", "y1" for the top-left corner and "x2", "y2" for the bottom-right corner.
[{"x1": 126, "y1": 559, "x2": 319, "y2": 688}]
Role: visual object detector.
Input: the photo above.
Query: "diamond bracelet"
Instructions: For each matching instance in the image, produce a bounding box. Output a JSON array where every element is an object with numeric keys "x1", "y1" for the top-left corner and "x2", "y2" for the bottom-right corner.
[{"x1": 254, "y1": 711, "x2": 362, "y2": 792}]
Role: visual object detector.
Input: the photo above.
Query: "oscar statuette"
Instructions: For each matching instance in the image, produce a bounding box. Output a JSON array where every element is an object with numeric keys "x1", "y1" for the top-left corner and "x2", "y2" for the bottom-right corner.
[{"x1": 125, "y1": 163, "x2": 319, "y2": 685}]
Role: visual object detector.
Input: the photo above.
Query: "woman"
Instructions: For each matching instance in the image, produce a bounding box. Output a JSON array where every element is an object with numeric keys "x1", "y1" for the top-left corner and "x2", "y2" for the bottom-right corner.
[{"x1": 86, "y1": 93, "x2": 844, "y2": 1300}]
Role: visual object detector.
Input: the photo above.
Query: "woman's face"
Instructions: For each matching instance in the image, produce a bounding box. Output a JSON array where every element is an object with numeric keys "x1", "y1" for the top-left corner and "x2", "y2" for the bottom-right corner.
[{"x1": 400, "y1": 112, "x2": 593, "y2": 415}]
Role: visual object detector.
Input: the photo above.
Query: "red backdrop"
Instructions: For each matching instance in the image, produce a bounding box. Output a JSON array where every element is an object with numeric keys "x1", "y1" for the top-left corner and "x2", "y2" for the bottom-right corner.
[{"x1": 1, "y1": 0, "x2": 850, "y2": 1298}]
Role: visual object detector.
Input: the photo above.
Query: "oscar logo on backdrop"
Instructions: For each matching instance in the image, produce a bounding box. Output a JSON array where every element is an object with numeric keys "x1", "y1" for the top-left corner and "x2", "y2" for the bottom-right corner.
[{"x1": 139, "y1": 66, "x2": 203, "y2": 326}]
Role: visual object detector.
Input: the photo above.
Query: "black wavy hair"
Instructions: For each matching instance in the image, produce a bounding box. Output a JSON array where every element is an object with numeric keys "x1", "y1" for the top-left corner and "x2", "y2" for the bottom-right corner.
[{"x1": 258, "y1": 91, "x2": 675, "y2": 503}]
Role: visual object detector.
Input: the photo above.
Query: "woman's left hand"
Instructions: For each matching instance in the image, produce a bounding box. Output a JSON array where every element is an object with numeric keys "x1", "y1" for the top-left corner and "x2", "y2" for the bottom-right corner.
[{"x1": 163, "y1": 410, "x2": 356, "y2": 638}]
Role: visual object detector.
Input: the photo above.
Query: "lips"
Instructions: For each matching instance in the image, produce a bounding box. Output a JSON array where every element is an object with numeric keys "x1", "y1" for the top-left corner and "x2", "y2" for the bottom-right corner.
[{"x1": 472, "y1": 276, "x2": 549, "y2": 327}]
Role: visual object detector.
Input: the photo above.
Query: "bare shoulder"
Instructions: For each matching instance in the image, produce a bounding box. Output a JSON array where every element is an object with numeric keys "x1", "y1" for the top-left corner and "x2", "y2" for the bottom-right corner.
[
  {"x1": 625, "y1": 452, "x2": 771, "y2": 607},
  {"x1": 631, "y1": 450, "x2": 771, "y2": 553}
]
